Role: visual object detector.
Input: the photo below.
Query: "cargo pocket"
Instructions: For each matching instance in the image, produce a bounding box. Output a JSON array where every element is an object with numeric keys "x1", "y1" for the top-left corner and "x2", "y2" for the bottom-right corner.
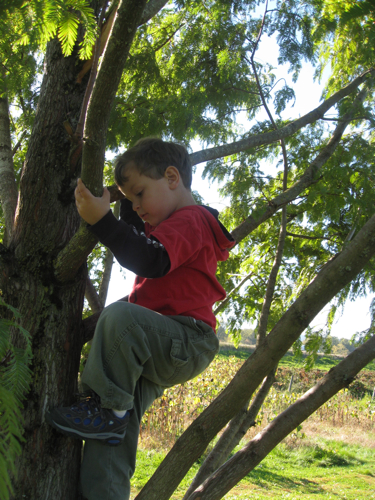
[
  {"x1": 168, "y1": 338, "x2": 190, "y2": 384},
  {"x1": 170, "y1": 338, "x2": 188, "y2": 368}
]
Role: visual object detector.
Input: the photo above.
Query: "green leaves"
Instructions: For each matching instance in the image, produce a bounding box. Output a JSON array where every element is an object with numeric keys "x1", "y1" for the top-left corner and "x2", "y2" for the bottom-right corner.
[
  {"x1": 42, "y1": 0, "x2": 97, "y2": 59},
  {"x1": 0, "y1": 297, "x2": 32, "y2": 500},
  {"x1": 1, "y1": 0, "x2": 97, "y2": 62}
]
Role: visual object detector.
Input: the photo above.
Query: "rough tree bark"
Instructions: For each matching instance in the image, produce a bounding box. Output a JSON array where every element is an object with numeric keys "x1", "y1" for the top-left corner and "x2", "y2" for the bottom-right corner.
[
  {"x1": 0, "y1": 1, "x2": 150, "y2": 499},
  {"x1": 5, "y1": 38, "x2": 89, "y2": 500}
]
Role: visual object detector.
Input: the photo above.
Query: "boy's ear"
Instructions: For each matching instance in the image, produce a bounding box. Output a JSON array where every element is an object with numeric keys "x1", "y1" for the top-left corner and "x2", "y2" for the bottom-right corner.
[{"x1": 164, "y1": 166, "x2": 180, "y2": 189}]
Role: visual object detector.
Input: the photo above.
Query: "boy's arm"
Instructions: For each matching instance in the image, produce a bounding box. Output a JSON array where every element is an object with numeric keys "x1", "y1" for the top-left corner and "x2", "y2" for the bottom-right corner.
[
  {"x1": 88, "y1": 211, "x2": 171, "y2": 278},
  {"x1": 75, "y1": 179, "x2": 170, "y2": 278}
]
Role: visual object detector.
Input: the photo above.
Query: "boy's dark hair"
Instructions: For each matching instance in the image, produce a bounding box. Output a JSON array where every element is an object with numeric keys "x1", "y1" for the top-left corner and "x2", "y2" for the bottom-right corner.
[{"x1": 115, "y1": 137, "x2": 192, "y2": 189}]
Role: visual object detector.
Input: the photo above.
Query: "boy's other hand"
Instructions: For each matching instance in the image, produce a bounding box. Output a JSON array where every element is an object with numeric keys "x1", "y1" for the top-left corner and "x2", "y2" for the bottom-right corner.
[{"x1": 75, "y1": 178, "x2": 111, "y2": 225}]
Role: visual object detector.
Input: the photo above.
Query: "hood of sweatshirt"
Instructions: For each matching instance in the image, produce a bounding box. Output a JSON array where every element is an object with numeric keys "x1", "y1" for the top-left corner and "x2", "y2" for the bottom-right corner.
[{"x1": 145, "y1": 204, "x2": 236, "y2": 261}]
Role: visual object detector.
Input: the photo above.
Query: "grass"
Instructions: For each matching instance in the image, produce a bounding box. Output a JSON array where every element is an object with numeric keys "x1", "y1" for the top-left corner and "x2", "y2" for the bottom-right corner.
[
  {"x1": 218, "y1": 344, "x2": 375, "y2": 372},
  {"x1": 131, "y1": 437, "x2": 375, "y2": 499},
  {"x1": 131, "y1": 347, "x2": 375, "y2": 499}
]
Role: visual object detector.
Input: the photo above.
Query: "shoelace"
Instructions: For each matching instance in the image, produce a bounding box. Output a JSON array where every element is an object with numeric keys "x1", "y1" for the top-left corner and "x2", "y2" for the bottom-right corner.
[{"x1": 71, "y1": 392, "x2": 103, "y2": 415}]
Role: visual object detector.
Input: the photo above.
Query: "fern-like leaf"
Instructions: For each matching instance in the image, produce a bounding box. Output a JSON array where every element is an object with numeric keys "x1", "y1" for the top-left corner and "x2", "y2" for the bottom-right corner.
[{"x1": 0, "y1": 297, "x2": 32, "y2": 500}]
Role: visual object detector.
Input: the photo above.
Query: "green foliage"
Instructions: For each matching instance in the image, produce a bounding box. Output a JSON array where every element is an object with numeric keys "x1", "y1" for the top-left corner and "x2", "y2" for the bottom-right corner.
[
  {"x1": 1, "y1": 0, "x2": 98, "y2": 60},
  {"x1": 41, "y1": 0, "x2": 97, "y2": 59},
  {"x1": 0, "y1": 297, "x2": 32, "y2": 500},
  {"x1": 312, "y1": 0, "x2": 375, "y2": 90}
]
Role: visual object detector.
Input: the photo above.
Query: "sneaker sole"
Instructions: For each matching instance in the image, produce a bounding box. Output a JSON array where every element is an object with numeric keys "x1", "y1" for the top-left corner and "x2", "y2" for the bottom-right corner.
[{"x1": 47, "y1": 417, "x2": 126, "y2": 446}]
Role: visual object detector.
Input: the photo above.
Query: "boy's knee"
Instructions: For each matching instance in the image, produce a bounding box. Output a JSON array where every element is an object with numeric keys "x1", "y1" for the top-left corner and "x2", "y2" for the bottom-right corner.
[{"x1": 97, "y1": 301, "x2": 134, "y2": 333}]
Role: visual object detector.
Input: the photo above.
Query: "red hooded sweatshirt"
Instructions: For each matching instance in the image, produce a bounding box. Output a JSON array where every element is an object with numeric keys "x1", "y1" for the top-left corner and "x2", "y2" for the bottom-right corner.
[{"x1": 129, "y1": 205, "x2": 235, "y2": 330}]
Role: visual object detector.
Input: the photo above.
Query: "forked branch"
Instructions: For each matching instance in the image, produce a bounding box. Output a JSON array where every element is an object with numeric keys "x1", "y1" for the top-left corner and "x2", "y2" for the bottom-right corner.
[{"x1": 231, "y1": 86, "x2": 368, "y2": 243}]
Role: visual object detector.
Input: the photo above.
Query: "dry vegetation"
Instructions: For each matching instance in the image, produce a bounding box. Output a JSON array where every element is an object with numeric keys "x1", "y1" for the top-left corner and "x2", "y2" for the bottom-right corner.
[{"x1": 139, "y1": 353, "x2": 375, "y2": 451}]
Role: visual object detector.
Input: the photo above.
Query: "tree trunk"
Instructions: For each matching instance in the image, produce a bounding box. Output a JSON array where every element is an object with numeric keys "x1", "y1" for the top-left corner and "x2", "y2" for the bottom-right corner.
[{"x1": 2, "y1": 37, "x2": 89, "y2": 500}]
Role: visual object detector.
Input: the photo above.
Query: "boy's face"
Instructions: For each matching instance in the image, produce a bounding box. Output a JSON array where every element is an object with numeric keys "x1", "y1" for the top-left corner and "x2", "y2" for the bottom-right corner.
[{"x1": 119, "y1": 166, "x2": 180, "y2": 227}]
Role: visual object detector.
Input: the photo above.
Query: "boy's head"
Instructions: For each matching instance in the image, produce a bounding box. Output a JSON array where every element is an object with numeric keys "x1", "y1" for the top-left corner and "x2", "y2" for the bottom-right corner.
[
  {"x1": 115, "y1": 138, "x2": 195, "y2": 227},
  {"x1": 114, "y1": 137, "x2": 192, "y2": 189}
]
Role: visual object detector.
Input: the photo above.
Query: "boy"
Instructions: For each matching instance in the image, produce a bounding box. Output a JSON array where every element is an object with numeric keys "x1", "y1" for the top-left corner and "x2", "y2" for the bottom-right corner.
[{"x1": 47, "y1": 138, "x2": 235, "y2": 500}]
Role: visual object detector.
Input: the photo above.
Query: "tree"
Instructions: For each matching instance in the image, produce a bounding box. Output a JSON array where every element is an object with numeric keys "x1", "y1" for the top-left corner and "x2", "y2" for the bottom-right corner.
[{"x1": 0, "y1": 1, "x2": 374, "y2": 499}]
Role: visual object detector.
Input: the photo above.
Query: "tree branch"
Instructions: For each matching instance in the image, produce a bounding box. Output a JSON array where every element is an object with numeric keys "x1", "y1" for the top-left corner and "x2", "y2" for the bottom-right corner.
[
  {"x1": 186, "y1": 334, "x2": 375, "y2": 499},
  {"x1": 85, "y1": 276, "x2": 104, "y2": 314},
  {"x1": 98, "y1": 200, "x2": 120, "y2": 304},
  {"x1": 231, "y1": 86, "x2": 368, "y2": 243},
  {"x1": 54, "y1": 0, "x2": 148, "y2": 283},
  {"x1": 135, "y1": 212, "x2": 375, "y2": 500},
  {"x1": 139, "y1": 0, "x2": 170, "y2": 26},
  {"x1": 182, "y1": 367, "x2": 276, "y2": 499},
  {"x1": 0, "y1": 94, "x2": 18, "y2": 242},
  {"x1": 286, "y1": 231, "x2": 335, "y2": 242},
  {"x1": 189, "y1": 68, "x2": 375, "y2": 167},
  {"x1": 214, "y1": 272, "x2": 254, "y2": 315},
  {"x1": 11, "y1": 130, "x2": 27, "y2": 157},
  {"x1": 248, "y1": 0, "x2": 289, "y2": 345},
  {"x1": 68, "y1": 71, "x2": 373, "y2": 253}
]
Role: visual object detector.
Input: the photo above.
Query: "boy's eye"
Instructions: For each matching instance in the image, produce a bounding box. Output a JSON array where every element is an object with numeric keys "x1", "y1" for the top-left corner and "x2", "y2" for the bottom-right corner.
[{"x1": 136, "y1": 191, "x2": 143, "y2": 197}]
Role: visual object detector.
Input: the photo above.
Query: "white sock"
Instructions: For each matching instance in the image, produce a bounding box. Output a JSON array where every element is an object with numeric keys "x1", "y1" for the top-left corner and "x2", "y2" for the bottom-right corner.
[{"x1": 112, "y1": 409, "x2": 127, "y2": 418}]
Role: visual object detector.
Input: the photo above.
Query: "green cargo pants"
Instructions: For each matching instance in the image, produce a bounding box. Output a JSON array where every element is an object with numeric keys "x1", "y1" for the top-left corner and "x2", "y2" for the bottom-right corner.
[{"x1": 80, "y1": 301, "x2": 219, "y2": 500}]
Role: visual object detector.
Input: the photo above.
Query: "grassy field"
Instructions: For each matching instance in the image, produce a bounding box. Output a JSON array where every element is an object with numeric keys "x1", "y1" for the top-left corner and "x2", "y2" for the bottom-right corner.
[
  {"x1": 130, "y1": 346, "x2": 375, "y2": 499},
  {"x1": 132, "y1": 436, "x2": 375, "y2": 499}
]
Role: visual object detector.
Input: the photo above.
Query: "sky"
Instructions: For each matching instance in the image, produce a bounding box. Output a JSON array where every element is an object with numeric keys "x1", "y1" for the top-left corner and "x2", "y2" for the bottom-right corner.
[{"x1": 104, "y1": 27, "x2": 374, "y2": 342}]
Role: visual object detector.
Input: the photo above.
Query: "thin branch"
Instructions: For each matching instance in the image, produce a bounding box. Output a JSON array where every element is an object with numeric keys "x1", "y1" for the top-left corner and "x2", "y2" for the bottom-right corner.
[
  {"x1": 286, "y1": 231, "x2": 336, "y2": 242},
  {"x1": 98, "y1": 200, "x2": 120, "y2": 304},
  {"x1": 11, "y1": 130, "x2": 27, "y2": 157},
  {"x1": 214, "y1": 272, "x2": 254, "y2": 315},
  {"x1": 321, "y1": 116, "x2": 371, "y2": 122},
  {"x1": 85, "y1": 276, "x2": 104, "y2": 314},
  {"x1": 75, "y1": 0, "x2": 109, "y2": 141},
  {"x1": 248, "y1": 0, "x2": 288, "y2": 345},
  {"x1": 189, "y1": 68, "x2": 375, "y2": 167},
  {"x1": 153, "y1": 23, "x2": 185, "y2": 52},
  {"x1": 231, "y1": 86, "x2": 369, "y2": 244}
]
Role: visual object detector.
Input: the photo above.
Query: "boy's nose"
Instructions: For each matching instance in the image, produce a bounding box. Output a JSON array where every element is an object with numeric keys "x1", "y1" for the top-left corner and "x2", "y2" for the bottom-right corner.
[{"x1": 132, "y1": 201, "x2": 140, "y2": 211}]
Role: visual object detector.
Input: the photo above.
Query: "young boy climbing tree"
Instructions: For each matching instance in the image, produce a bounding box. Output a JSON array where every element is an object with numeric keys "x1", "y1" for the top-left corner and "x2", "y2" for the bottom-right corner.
[{"x1": 47, "y1": 137, "x2": 235, "y2": 500}]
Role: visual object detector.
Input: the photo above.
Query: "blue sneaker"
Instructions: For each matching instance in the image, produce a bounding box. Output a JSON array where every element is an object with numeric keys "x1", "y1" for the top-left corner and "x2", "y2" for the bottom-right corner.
[{"x1": 46, "y1": 392, "x2": 131, "y2": 446}]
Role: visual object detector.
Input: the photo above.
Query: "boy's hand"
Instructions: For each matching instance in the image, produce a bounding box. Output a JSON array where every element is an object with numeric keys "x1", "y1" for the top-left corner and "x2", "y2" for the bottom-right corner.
[{"x1": 75, "y1": 178, "x2": 111, "y2": 225}]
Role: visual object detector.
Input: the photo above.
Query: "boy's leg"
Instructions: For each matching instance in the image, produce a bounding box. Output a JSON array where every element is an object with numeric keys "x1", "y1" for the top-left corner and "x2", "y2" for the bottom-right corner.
[
  {"x1": 48, "y1": 301, "x2": 218, "y2": 500},
  {"x1": 80, "y1": 376, "x2": 163, "y2": 500},
  {"x1": 81, "y1": 301, "x2": 219, "y2": 411}
]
